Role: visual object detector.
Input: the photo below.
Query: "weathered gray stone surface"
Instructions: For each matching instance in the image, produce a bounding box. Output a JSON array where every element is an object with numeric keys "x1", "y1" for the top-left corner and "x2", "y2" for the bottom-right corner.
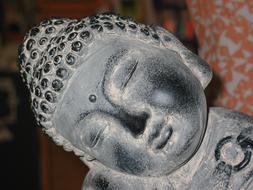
[{"x1": 18, "y1": 14, "x2": 253, "y2": 189}]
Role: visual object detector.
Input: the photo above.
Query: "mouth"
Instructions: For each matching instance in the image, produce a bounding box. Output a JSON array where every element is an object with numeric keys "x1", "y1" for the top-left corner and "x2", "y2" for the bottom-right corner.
[
  {"x1": 148, "y1": 124, "x2": 173, "y2": 150},
  {"x1": 155, "y1": 127, "x2": 173, "y2": 149}
]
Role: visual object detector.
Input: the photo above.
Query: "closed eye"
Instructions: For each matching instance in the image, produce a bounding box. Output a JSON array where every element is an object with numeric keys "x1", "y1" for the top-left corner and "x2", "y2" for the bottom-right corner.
[
  {"x1": 120, "y1": 60, "x2": 139, "y2": 90},
  {"x1": 89, "y1": 125, "x2": 108, "y2": 148}
]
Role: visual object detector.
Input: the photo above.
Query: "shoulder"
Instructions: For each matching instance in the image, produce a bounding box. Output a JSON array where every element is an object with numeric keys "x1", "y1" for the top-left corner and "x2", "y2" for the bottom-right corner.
[
  {"x1": 209, "y1": 107, "x2": 253, "y2": 126},
  {"x1": 194, "y1": 107, "x2": 253, "y2": 189},
  {"x1": 169, "y1": 107, "x2": 253, "y2": 190},
  {"x1": 208, "y1": 107, "x2": 253, "y2": 162},
  {"x1": 207, "y1": 107, "x2": 253, "y2": 155}
]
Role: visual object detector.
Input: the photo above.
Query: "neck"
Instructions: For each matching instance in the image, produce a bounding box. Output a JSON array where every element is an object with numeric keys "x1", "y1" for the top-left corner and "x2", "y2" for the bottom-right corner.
[{"x1": 82, "y1": 165, "x2": 173, "y2": 190}]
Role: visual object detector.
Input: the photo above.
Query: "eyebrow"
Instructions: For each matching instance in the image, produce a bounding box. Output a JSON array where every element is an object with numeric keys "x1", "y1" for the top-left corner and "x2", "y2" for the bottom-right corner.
[
  {"x1": 106, "y1": 48, "x2": 128, "y2": 69},
  {"x1": 76, "y1": 111, "x2": 90, "y2": 125}
]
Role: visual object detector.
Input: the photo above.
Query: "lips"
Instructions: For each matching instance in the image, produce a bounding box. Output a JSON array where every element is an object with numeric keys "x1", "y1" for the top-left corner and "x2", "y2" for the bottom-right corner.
[
  {"x1": 148, "y1": 123, "x2": 173, "y2": 150},
  {"x1": 155, "y1": 127, "x2": 173, "y2": 149}
]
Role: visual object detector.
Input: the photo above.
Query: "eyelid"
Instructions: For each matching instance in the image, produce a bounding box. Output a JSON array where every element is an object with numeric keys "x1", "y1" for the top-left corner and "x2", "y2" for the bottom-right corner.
[
  {"x1": 76, "y1": 112, "x2": 110, "y2": 149},
  {"x1": 109, "y1": 58, "x2": 139, "y2": 91},
  {"x1": 121, "y1": 60, "x2": 139, "y2": 89},
  {"x1": 89, "y1": 125, "x2": 108, "y2": 148}
]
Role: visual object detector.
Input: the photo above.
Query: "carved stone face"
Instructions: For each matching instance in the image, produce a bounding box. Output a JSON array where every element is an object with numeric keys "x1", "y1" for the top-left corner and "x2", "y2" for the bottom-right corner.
[{"x1": 53, "y1": 36, "x2": 207, "y2": 177}]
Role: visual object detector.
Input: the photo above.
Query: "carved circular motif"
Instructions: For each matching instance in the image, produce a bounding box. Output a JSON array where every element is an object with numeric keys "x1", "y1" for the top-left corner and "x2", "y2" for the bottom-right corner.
[
  {"x1": 215, "y1": 135, "x2": 252, "y2": 172},
  {"x1": 220, "y1": 142, "x2": 244, "y2": 166}
]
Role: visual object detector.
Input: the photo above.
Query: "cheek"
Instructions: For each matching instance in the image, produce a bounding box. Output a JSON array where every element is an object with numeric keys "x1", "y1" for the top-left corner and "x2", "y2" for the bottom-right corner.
[
  {"x1": 171, "y1": 113, "x2": 204, "y2": 157},
  {"x1": 108, "y1": 142, "x2": 151, "y2": 175},
  {"x1": 91, "y1": 130, "x2": 154, "y2": 175}
]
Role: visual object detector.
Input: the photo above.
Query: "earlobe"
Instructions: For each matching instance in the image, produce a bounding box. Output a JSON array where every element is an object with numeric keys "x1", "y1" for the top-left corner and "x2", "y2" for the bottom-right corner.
[{"x1": 180, "y1": 51, "x2": 212, "y2": 89}]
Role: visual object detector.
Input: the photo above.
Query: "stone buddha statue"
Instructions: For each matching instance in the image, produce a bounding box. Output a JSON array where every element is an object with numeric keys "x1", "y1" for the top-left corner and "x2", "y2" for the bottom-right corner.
[{"x1": 18, "y1": 13, "x2": 253, "y2": 190}]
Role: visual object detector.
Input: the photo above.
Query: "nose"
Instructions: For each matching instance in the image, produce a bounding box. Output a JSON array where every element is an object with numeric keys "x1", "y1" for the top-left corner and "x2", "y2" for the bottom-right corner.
[{"x1": 117, "y1": 110, "x2": 149, "y2": 137}]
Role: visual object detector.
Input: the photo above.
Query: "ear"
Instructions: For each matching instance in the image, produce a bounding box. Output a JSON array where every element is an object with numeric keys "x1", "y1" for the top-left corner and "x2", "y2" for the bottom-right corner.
[
  {"x1": 153, "y1": 26, "x2": 212, "y2": 89},
  {"x1": 180, "y1": 51, "x2": 212, "y2": 89}
]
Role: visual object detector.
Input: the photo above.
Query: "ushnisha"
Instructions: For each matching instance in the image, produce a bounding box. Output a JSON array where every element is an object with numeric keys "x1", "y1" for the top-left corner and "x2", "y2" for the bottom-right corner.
[{"x1": 18, "y1": 13, "x2": 253, "y2": 190}]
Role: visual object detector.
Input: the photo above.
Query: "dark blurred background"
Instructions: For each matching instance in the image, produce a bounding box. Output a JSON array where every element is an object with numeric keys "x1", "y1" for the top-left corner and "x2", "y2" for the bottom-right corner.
[{"x1": 0, "y1": 0, "x2": 197, "y2": 190}]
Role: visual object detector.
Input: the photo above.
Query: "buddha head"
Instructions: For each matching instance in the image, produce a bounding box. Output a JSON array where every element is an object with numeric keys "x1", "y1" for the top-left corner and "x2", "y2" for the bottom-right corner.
[{"x1": 18, "y1": 14, "x2": 212, "y2": 177}]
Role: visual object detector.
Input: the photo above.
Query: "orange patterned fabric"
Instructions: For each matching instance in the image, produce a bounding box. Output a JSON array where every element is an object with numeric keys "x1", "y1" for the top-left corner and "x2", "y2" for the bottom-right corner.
[{"x1": 187, "y1": 0, "x2": 253, "y2": 116}]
